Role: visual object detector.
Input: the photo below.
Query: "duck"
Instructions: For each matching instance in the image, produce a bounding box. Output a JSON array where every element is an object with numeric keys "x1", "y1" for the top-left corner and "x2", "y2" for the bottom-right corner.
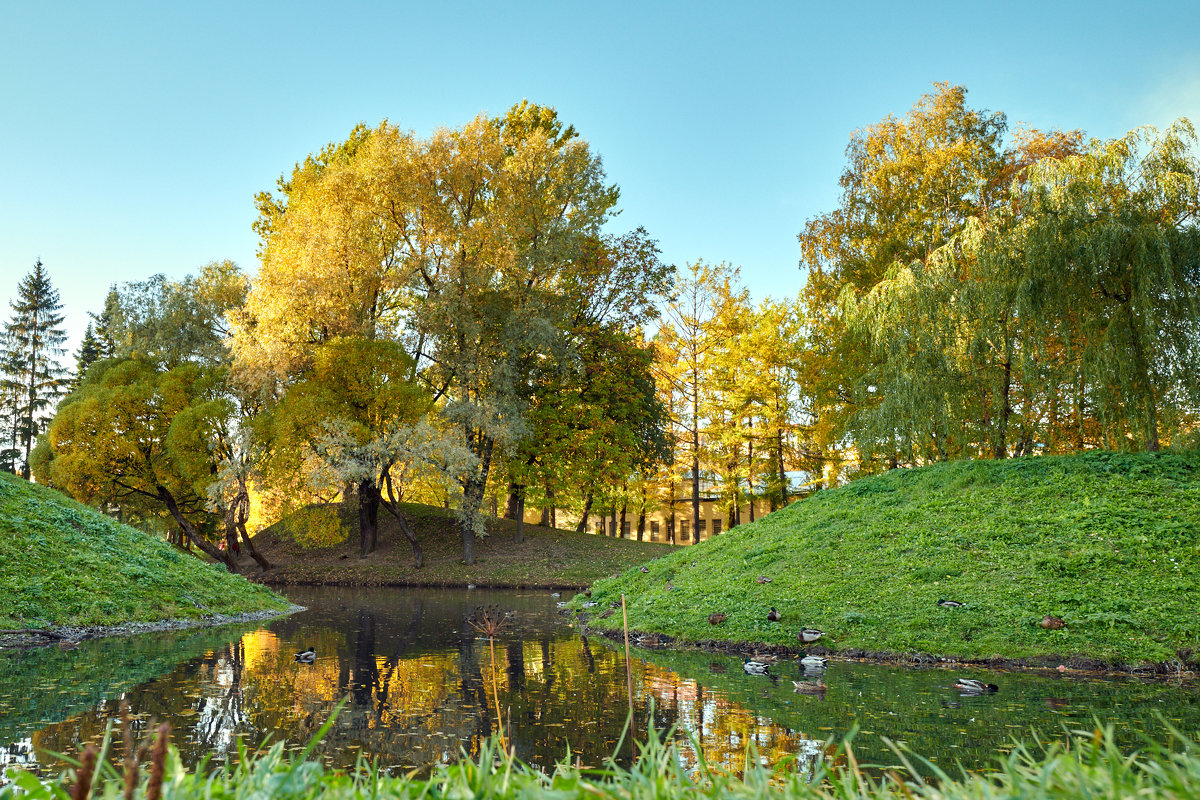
[
  {"x1": 1041, "y1": 615, "x2": 1065, "y2": 630},
  {"x1": 797, "y1": 628, "x2": 824, "y2": 643},
  {"x1": 709, "y1": 612, "x2": 727, "y2": 625},
  {"x1": 756, "y1": 575, "x2": 773, "y2": 584},
  {"x1": 743, "y1": 658, "x2": 771, "y2": 675},
  {"x1": 639, "y1": 566, "x2": 650, "y2": 573},
  {"x1": 582, "y1": 601, "x2": 599, "y2": 608},
  {"x1": 937, "y1": 599, "x2": 966, "y2": 608},
  {"x1": 749, "y1": 651, "x2": 779, "y2": 665},
  {"x1": 598, "y1": 609, "x2": 615, "y2": 619},
  {"x1": 792, "y1": 679, "x2": 827, "y2": 693},
  {"x1": 954, "y1": 678, "x2": 999, "y2": 694},
  {"x1": 635, "y1": 634, "x2": 666, "y2": 647},
  {"x1": 767, "y1": 607, "x2": 782, "y2": 622},
  {"x1": 799, "y1": 653, "x2": 828, "y2": 669},
  {"x1": 295, "y1": 647, "x2": 316, "y2": 663}
]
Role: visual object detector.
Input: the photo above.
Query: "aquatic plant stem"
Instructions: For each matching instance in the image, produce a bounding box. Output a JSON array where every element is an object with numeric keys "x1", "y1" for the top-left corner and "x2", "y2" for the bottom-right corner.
[
  {"x1": 487, "y1": 633, "x2": 507, "y2": 753},
  {"x1": 622, "y1": 593, "x2": 634, "y2": 756}
]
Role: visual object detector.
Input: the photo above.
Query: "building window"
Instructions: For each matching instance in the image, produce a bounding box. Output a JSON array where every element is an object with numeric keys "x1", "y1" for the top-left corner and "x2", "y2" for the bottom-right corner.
[
  {"x1": 712, "y1": 519, "x2": 723, "y2": 535},
  {"x1": 622, "y1": 522, "x2": 631, "y2": 537},
  {"x1": 680, "y1": 521, "x2": 690, "y2": 541},
  {"x1": 698, "y1": 519, "x2": 707, "y2": 533},
  {"x1": 650, "y1": 521, "x2": 659, "y2": 536}
]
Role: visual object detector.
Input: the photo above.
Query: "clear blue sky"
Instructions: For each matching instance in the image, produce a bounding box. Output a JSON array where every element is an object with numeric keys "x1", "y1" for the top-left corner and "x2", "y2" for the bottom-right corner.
[{"x1": 3, "y1": 1, "x2": 1198, "y2": 349}]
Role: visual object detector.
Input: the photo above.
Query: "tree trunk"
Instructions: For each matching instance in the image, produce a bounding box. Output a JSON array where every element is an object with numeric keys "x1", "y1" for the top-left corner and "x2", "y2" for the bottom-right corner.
[
  {"x1": 515, "y1": 492, "x2": 525, "y2": 543},
  {"x1": 609, "y1": 505, "x2": 617, "y2": 538},
  {"x1": 233, "y1": 476, "x2": 270, "y2": 570},
  {"x1": 636, "y1": 486, "x2": 646, "y2": 541},
  {"x1": 358, "y1": 478, "x2": 381, "y2": 557},
  {"x1": 158, "y1": 486, "x2": 236, "y2": 571},
  {"x1": 993, "y1": 358, "x2": 1012, "y2": 459},
  {"x1": 747, "y1": 417, "x2": 755, "y2": 523},
  {"x1": 381, "y1": 502, "x2": 423, "y2": 568},
  {"x1": 575, "y1": 490, "x2": 594, "y2": 533},
  {"x1": 691, "y1": 453, "x2": 701, "y2": 546},
  {"x1": 506, "y1": 483, "x2": 522, "y2": 519},
  {"x1": 776, "y1": 429, "x2": 788, "y2": 508},
  {"x1": 459, "y1": 434, "x2": 495, "y2": 566}
]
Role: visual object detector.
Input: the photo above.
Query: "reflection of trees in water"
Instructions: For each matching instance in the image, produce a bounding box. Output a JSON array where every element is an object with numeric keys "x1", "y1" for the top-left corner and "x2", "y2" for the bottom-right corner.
[
  {"x1": 34, "y1": 590, "x2": 1190, "y2": 777},
  {"x1": 0, "y1": 738, "x2": 37, "y2": 775}
]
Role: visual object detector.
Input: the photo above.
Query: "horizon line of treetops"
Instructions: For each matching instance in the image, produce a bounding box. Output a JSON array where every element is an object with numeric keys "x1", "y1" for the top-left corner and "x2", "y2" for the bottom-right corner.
[{"x1": 2, "y1": 84, "x2": 1198, "y2": 567}]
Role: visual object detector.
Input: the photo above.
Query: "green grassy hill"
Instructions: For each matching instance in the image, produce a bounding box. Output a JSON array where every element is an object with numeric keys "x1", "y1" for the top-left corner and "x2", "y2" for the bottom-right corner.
[
  {"x1": 0, "y1": 471, "x2": 289, "y2": 629},
  {"x1": 579, "y1": 450, "x2": 1200, "y2": 667},
  {"x1": 248, "y1": 501, "x2": 674, "y2": 588}
]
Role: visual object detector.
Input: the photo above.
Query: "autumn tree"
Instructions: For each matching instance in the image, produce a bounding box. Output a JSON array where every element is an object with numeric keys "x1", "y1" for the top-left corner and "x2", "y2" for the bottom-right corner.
[
  {"x1": 261, "y1": 337, "x2": 439, "y2": 562},
  {"x1": 655, "y1": 261, "x2": 731, "y2": 542},
  {"x1": 37, "y1": 359, "x2": 240, "y2": 569},
  {"x1": 239, "y1": 102, "x2": 647, "y2": 564},
  {"x1": 798, "y1": 83, "x2": 1007, "y2": 468}
]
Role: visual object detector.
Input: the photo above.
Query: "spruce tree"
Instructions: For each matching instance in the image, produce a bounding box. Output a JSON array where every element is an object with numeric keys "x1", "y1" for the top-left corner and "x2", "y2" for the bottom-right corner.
[
  {"x1": 0, "y1": 329, "x2": 22, "y2": 473},
  {"x1": 71, "y1": 322, "x2": 102, "y2": 390},
  {"x1": 3, "y1": 259, "x2": 68, "y2": 478}
]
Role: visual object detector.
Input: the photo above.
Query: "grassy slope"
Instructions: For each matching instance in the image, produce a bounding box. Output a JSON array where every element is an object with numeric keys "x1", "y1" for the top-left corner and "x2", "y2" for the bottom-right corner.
[
  {"x1": 579, "y1": 450, "x2": 1200, "y2": 666},
  {"x1": 248, "y1": 501, "x2": 674, "y2": 588},
  {"x1": 0, "y1": 471, "x2": 290, "y2": 628}
]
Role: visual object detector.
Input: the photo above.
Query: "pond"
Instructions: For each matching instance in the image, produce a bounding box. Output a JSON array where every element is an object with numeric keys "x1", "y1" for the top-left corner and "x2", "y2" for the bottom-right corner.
[{"x1": 2, "y1": 587, "x2": 1198, "y2": 779}]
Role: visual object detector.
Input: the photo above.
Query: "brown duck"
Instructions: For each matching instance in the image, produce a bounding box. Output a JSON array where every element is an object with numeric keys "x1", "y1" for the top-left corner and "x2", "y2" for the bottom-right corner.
[{"x1": 708, "y1": 612, "x2": 727, "y2": 625}]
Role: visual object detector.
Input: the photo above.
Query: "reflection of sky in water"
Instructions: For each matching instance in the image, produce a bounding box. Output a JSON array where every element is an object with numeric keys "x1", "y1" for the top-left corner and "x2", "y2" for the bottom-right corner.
[{"x1": 2, "y1": 586, "x2": 1198, "y2": 779}]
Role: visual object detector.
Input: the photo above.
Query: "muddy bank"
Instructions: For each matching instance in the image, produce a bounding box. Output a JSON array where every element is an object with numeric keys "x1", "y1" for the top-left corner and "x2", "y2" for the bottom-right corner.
[{"x1": 0, "y1": 605, "x2": 304, "y2": 650}]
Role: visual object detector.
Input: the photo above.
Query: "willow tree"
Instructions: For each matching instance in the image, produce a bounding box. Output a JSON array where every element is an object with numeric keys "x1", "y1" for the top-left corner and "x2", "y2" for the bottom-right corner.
[
  {"x1": 238, "y1": 102, "x2": 625, "y2": 564},
  {"x1": 1020, "y1": 121, "x2": 1200, "y2": 451},
  {"x1": 798, "y1": 84, "x2": 1008, "y2": 467}
]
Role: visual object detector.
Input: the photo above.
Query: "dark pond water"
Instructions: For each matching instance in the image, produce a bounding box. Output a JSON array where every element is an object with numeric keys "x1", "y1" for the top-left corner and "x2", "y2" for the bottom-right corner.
[{"x1": 2, "y1": 587, "x2": 1198, "y2": 779}]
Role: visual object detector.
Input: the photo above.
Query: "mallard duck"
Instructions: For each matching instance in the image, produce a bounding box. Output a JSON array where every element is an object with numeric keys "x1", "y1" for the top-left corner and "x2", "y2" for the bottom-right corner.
[
  {"x1": 937, "y1": 599, "x2": 965, "y2": 608},
  {"x1": 636, "y1": 634, "x2": 665, "y2": 647},
  {"x1": 743, "y1": 658, "x2": 771, "y2": 675},
  {"x1": 1041, "y1": 615, "x2": 1065, "y2": 630},
  {"x1": 767, "y1": 607, "x2": 782, "y2": 622},
  {"x1": 799, "y1": 653, "x2": 828, "y2": 669},
  {"x1": 709, "y1": 612, "x2": 727, "y2": 625},
  {"x1": 295, "y1": 647, "x2": 316, "y2": 663},
  {"x1": 582, "y1": 601, "x2": 599, "y2": 608},
  {"x1": 598, "y1": 609, "x2": 615, "y2": 619},
  {"x1": 756, "y1": 575, "x2": 772, "y2": 584},
  {"x1": 954, "y1": 678, "x2": 999, "y2": 694},
  {"x1": 792, "y1": 679, "x2": 827, "y2": 693},
  {"x1": 550, "y1": 592, "x2": 561, "y2": 598},
  {"x1": 798, "y1": 628, "x2": 824, "y2": 643},
  {"x1": 749, "y1": 651, "x2": 778, "y2": 665},
  {"x1": 639, "y1": 566, "x2": 650, "y2": 573}
]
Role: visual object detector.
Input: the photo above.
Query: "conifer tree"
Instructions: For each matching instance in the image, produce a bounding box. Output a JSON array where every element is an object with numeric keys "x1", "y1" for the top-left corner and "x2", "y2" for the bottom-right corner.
[
  {"x1": 71, "y1": 322, "x2": 102, "y2": 390},
  {"x1": 3, "y1": 259, "x2": 67, "y2": 478}
]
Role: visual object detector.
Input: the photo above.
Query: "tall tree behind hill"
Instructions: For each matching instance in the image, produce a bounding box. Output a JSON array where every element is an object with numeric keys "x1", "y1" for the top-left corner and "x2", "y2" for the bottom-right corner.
[
  {"x1": 798, "y1": 83, "x2": 1007, "y2": 469},
  {"x1": 2, "y1": 260, "x2": 67, "y2": 478},
  {"x1": 656, "y1": 262, "x2": 728, "y2": 542},
  {"x1": 71, "y1": 323, "x2": 102, "y2": 390}
]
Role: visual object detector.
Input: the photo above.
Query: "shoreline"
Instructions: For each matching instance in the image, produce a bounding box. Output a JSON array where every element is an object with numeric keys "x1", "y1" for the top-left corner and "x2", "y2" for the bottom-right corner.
[
  {"x1": 254, "y1": 575, "x2": 587, "y2": 591},
  {"x1": 0, "y1": 604, "x2": 305, "y2": 650},
  {"x1": 585, "y1": 622, "x2": 1199, "y2": 680}
]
